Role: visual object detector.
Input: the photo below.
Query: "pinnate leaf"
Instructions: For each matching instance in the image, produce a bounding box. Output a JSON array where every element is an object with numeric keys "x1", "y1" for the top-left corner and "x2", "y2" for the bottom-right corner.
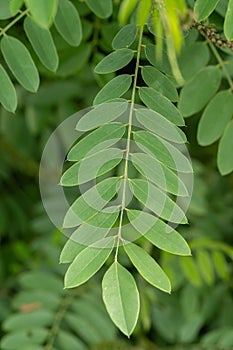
[
  {"x1": 224, "y1": 0, "x2": 233, "y2": 40},
  {"x1": 194, "y1": 0, "x2": 220, "y2": 21},
  {"x1": 112, "y1": 24, "x2": 137, "y2": 49},
  {"x1": 217, "y1": 120, "x2": 233, "y2": 175}
]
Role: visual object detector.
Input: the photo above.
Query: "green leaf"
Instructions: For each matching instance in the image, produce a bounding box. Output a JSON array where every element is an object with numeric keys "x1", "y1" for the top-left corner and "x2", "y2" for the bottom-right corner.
[
  {"x1": 134, "y1": 130, "x2": 193, "y2": 173},
  {"x1": 130, "y1": 179, "x2": 188, "y2": 224},
  {"x1": 138, "y1": 89, "x2": 185, "y2": 126},
  {"x1": 194, "y1": 0, "x2": 220, "y2": 21},
  {"x1": 68, "y1": 123, "x2": 126, "y2": 161},
  {"x1": 54, "y1": 0, "x2": 82, "y2": 46},
  {"x1": 60, "y1": 224, "x2": 113, "y2": 263},
  {"x1": 95, "y1": 49, "x2": 134, "y2": 74},
  {"x1": 196, "y1": 250, "x2": 215, "y2": 285},
  {"x1": 224, "y1": 0, "x2": 233, "y2": 40},
  {"x1": 86, "y1": 0, "x2": 112, "y2": 18},
  {"x1": 131, "y1": 152, "x2": 188, "y2": 196},
  {"x1": 1, "y1": 329, "x2": 47, "y2": 349},
  {"x1": 93, "y1": 75, "x2": 132, "y2": 105},
  {"x1": 64, "y1": 237, "x2": 114, "y2": 288},
  {"x1": 112, "y1": 24, "x2": 137, "y2": 49},
  {"x1": 3, "y1": 310, "x2": 53, "y2": 331},
  {"x1": 178, "y1": 42, "x2": 210, "y2": 82},
  {"x1": 76, "y1": 101, "x2": 128, "y2": 131},
  {"x1": 0, "y1": 0, "x2": 12, "y2": 19},
  {"x1": 141, "y1": 66, "x2": 178, "y2": 102},
  {"x1": 24, "y1": 17, "x2": 59, "y2": 72},
  {"x1": 217, "y1": 120, "x2": 233, "y2": 175},
  {"x1": 102, "y1": 262, "x2": 140, "y2": 336},
  {"x1": 25, "y1": 0, "x2": 58, "y2": 28},
  {"x1": 127, "y1": 210, "x2": 191, "y2": 256},
  {"x1": 124, "y1": 242, "x2": 171, "y2": 293},
  {"x1": 61, "y1": 148, "x2": 123, "y2": 186},
  {"x1": 1, "y1": 35, "x2": 40, "y2": 92},
  {"x1": 57, "y1": 331, "x2": 86, "y2": 350},
  {"x1": 0, "y1": 64, "x2": 17, "y2": 113},
  {"x1": 178, "y1": 66, "x2": 221, "y2": 117},
  {"x1": 63, "y1": 177, "x2": 120, "y2": 227},
  {"x1": 180, "y1": 257, "x2": 202, "y2": 287},
  {"x1": 212, "y1": 251, "x2": 229, "y2": 280},
  {"x1": 10, "y1": 0, "x2": 24, "y2": 15},
  {"x1": 197, "y1": 90, "x2": 233, "y2": 146}
]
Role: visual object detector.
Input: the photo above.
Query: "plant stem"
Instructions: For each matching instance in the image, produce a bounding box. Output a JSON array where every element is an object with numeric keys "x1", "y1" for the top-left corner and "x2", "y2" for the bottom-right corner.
[
  {"x1": 114, "y1": 26, "x2": 144, "y2": 261},
  {"x1": 44, "y1": 294, "x2": 74, "y2": 350},
  {"x1": 0, "y1": 10, "x2": 28, "y2": 37},
  {"x1": 208, "y1": 41, "x2": 233, "y2": 91}
]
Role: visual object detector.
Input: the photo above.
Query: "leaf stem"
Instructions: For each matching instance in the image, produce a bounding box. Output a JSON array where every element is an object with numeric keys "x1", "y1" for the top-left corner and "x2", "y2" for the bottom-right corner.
[
  {"x1": 0, "y1": 10, "x2": 29, "y2": 37},
  {"x1": 114, "y1": 26, "x2": 144, "y2": 261},
  {"x1": 208, "y1": 41, "x2": 233, "y2": 91}
]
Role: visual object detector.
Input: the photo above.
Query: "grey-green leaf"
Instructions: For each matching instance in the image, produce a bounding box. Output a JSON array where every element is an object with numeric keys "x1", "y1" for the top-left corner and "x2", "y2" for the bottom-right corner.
[
  {"x1": 127, "y1": 210, "x2": 191, "y2": 256},
  {"x1": 10, "y1": 0, "x2": 24, "y2": 15},
  {"x1": 194, "y1": 0, "x2": 220, "y2": 21},
  {"x1": 65, "y1": 237, "x2": 114, "y2": 288},
  {"x1": 134, "y1": 130, "x2": 192, "y2": 173},
  {"x1": 1, "y1": 35, "x2": 40, "y2": 92},
  {"x1": 197, "y1": 90, "x2": 233, "y2": 146},
  {"x1": 93, "y1": 75, "x2": 132, "y2": 105},
  {"x1": 0, "y1": 64, "x2": 17, "y2": 113},
  {"x1": 55, "y1": 0, "x2": 82, "y2": 46},
  {"x1": 217, "y1": 120, "x2": 233, "y2": 175},
  {"x1": 124, "y1": 242, "x2": 171, "y2": 293},
  {"x1": 95, "y1": 49, "x2": 134, "y2": 74},
  {"x1": 61, "y1": 148, "x2": 123, "y2": 186},
  {"x1": 131, "y1": 152, "x2": 188, "y2": 196},
  {"x1": 136, "y1": 107, "x2": 186, "y2": 143},
  {"x1": 130, "y1": 179, "x2": 188, "y2": 224},
  {"x1": 112, "y1": 24, "x2": 138, "y2": 49},
  {"x1": 76, "y1": 101, "x2": 128, "y2": 131},
  {"x1": 178, "y1": 66, "x2": 221, "y2": 117},
  {"x1": 102, "y1": 262, "x2": 140, "y2": 336},
  {"x1": 25, "y1": 0, "x2": 58, "y2": 28},
  {"x1": 224, "y1": 0, "x2": 233, "y2": 40},
  {"x1": 139, "y1": 88, "x2": 185, "y2": 126},
  {"x1": 86, "y1": 0, "x2": 112, "y2": 18},
  {"x1": 141, "y1": 66, "x2": 178, "y2": 102},
  {"x1": 24, "y1": 16, "x2": 59, "y2": 71},
  {"x1": 68, "y1": 123, "x2": 126, "y2": 161}
]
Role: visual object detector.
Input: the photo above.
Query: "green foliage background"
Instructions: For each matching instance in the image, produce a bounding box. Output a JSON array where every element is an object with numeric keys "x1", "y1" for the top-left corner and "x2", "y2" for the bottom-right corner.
[{"x1": 0, "y1": 0, "x2": 233, "y2": 349}]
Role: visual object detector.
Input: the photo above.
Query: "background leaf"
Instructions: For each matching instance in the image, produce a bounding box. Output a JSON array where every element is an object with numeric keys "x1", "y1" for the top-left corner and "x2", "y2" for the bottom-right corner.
[
  {"x1": 54, "y1": 0, "x2": 82, "y2": 46},
  {"x1": 1, "y1": 35, "x2": 40, "y2": 92},
  {"x1": 24, "y1": 16, "x2": 59, "y2": 71},
  {"x1": 217, "y1": 120, "x2": 233, "y2": 175},
  {"x1": 86, "y1": 0, "x2": 113, "y2": 18},
  {"x1": 0, "y1": 64, "x2": 17, "y2": 113},
  {"x1": 194, "y1": 0, "x2": 220, "y2": 21},
  {"x1": 25, "y1": 0, "x2": 58, "y2": 28},
  {"x1": 224, "y1": 0, "x2": 233, "y2": 40}
]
